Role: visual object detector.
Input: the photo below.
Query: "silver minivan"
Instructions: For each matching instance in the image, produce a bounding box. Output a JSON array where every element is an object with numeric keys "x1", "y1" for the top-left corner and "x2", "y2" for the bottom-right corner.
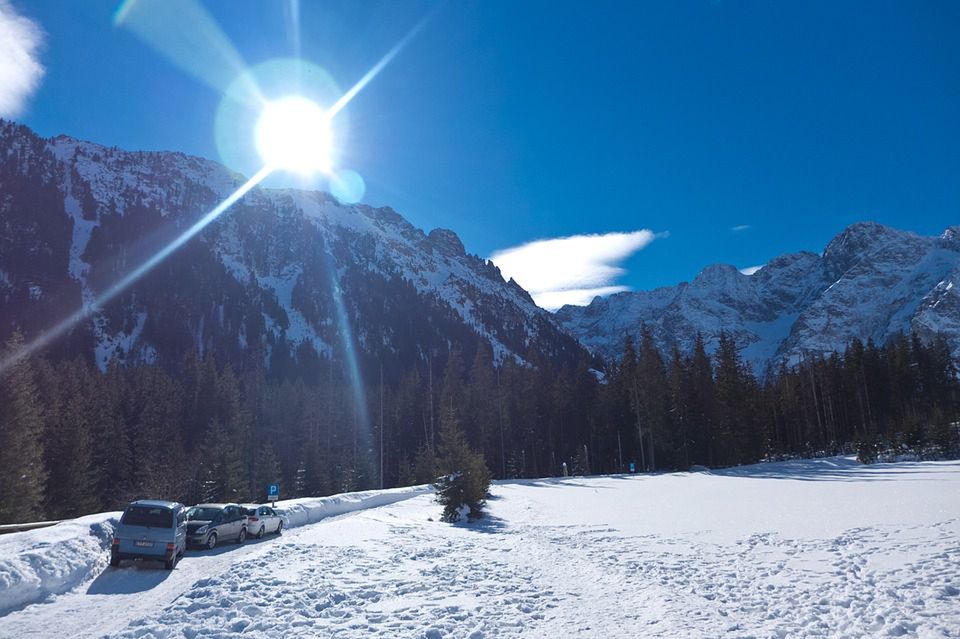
[{"x1": 111, "y1": 500, "x2": 187, "y2": 570}]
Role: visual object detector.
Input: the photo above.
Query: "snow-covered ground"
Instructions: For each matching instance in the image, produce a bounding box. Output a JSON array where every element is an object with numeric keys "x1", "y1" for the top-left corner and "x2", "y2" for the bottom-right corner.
[{"x1": 1, "y1": 457, "x2": 958, "y2": 638}]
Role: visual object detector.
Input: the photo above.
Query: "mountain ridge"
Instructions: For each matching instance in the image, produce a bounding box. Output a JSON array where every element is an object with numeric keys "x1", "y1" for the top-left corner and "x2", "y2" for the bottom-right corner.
[
  {"x1": 556, "y1": 220, "x2": 960, "y2": 369},
  {"x1": 0, "y1": 120, "x2": 587, "y2": 377}
]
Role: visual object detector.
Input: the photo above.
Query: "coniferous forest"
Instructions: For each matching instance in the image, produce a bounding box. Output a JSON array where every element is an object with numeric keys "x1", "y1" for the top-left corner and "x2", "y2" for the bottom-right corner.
[{"x1": 0, "y1": 327, "x2": 958, "y2": 524}]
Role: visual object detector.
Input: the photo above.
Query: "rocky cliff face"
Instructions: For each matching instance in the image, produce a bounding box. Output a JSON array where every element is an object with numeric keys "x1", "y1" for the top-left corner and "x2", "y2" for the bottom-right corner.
[
  {"x1": 0, "y1": 121, "x2": 586, "y2": 376},
  {"x1": 556, "y1": 221, "x2": 960, "y2": 370}
]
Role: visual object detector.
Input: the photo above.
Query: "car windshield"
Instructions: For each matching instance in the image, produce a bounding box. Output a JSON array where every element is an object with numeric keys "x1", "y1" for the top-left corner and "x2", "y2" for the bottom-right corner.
[
  {"x1": 121, "y1": 506, "x2": 172, "y2": 528},
  {"x1": 186, "y1": 507, "x2": 222, "y2": 522}
]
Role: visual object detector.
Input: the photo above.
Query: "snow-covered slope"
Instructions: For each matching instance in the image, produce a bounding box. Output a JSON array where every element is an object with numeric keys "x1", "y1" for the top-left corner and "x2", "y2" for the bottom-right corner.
[
  {"x1": 1, "y1": 457, "x2": 957, "y2": 638},
  {"x1": 0, "y1": 120, "x2": 585, "y2": 372},
  {"x1": 556, "y1": 222, "x2": 960, "y2": 369}
]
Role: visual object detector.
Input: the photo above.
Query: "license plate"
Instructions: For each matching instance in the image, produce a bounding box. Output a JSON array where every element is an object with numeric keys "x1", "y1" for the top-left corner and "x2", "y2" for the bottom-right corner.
[{"x1": 134, "y1": 540, "x2": 153, "y2": 548}]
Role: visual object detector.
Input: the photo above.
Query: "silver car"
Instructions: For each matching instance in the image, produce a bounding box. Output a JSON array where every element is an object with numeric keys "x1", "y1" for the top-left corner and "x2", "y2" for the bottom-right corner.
[
  {"x1": 185, "y1": 503, "x2": 247, "y2": 549},
  {"x1": 242, "y1": 505, "x2": 284, "y2": 538}
]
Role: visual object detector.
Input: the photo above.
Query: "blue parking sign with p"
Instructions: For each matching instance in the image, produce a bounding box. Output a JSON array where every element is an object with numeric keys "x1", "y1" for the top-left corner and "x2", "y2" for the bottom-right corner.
[{"x1": 268, "y1": 484, "x2": 279, "y2": 500}]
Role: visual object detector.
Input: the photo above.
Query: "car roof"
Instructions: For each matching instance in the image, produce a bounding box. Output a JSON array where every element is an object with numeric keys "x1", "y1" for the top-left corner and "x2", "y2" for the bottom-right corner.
[
  {"x1": 190, "y1": 503, "x2": 233, "y2": 509},
  {"x1": 130, "y1": 499, "x2": 180, "y2": 509}
]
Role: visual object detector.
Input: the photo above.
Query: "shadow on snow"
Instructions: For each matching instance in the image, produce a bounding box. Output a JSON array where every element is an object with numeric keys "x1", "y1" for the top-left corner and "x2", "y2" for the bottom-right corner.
[{"x1": 85, "y1": 534, "x2": 280, "y2": 595}]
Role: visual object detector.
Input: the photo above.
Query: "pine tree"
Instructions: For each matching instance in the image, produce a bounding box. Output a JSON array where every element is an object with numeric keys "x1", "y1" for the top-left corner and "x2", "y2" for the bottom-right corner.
[
  {"x1": 254, "y1": 442, "x2": 282, "y2": 501},
  {"x1": 433, "y1": 408, "x2": 491, "y2": 522},
  {"x1": 0, "y1": 332, "x2": 48, "y2": 523},
  {"x1": 668, "y1": 344, "x2": 692, "y2": 469},
  {"x1": 688, "y1": 333, "x2": 716, "y2": 466},
  {"x1": 42, "y1": 360, "x2": 99, "y2": 518},
  {"x1": 714, "y1": 332, "x2": 760, "y2": 466},
  {"x1": 413, "y1": 444, "x2": 437, "y2": 484},
  {"x1": 571, "y1": 443, "x2": 591, "y2": 476},
  {"x1": 197, "y1": 418, "x2": 245, "y2": 502},
  {"x1": 637, "y1": 326, "x2": 671, "y2": 471}
]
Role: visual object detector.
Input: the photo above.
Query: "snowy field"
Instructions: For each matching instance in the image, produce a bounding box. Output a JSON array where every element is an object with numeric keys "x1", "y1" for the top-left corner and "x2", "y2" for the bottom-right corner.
[{"x1": 1, "y1": 457, "x2": 958, "y2": 638}]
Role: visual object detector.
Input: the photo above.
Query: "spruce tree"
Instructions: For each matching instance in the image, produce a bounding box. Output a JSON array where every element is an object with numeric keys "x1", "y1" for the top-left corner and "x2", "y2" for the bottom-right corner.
[
  {"x1": 688, "y1": 333, "x2": 716, "y2": 466},
  {"x1": 197, "y1": 418, "x2": 245, "y2": 502},
  {"x1": 43, "y1": 360, "x2": 99, "y2": 518},
  {"x1": 0, "y1": 333, "x2": 48, "y2": 523},
  {"x1": 433, "y1": 408, "x2": 491, "y2": 522}
]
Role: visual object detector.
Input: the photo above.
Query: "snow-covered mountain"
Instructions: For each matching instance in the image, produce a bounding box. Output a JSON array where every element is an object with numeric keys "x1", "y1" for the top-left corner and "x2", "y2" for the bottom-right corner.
[
  {"x1": 0, "y1": 121, "x2": 586, "y2": 374},
  {"x1": 556, "y1": 221, "x2": 960, "y2": 369}
]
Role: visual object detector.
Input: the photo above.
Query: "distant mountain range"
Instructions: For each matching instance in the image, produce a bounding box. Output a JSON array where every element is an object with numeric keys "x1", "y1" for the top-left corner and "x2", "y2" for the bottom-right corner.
[
  {"x1": 0, "y1": 121, "x2": 586, "y2": 377},
  {"x1": 1, "y1": 121, "x2": 956, "y2": 377},
  {"x1": 556, "y1": 221, "x2": 960, "y2": 370}
]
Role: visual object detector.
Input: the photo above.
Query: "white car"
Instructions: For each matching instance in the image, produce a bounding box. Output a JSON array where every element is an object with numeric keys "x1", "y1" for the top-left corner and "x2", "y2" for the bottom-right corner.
[{"x1": 242, "y1": 505, "x2": 284, "y2": 538}]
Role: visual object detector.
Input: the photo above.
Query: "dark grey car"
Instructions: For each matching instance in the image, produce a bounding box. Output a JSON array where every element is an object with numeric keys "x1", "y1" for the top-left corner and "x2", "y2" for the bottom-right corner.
[{"x1": 185, "y1": 503, "x2": 247, "y2": 549}]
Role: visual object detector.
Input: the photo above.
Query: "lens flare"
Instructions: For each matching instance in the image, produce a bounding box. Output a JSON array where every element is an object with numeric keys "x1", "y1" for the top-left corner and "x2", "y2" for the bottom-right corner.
[{"x1": 255, "y1": 97, "x2": 333, "y2": 175}]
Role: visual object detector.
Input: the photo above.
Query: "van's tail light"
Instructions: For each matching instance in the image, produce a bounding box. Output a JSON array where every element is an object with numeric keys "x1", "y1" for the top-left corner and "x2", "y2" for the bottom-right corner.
[
  {"x1": 166, "y1": 543, "x2": 175, "y2": 553},
  {"x1": 112, "y1": 537, "x2": 119, "y2": 546}
]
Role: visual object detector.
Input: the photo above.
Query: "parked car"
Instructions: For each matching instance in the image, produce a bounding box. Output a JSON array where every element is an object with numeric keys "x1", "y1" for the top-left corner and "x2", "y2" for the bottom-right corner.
[
  {"x1": 185, "y1": 503, "x2": 247, "y2": 549},
  {"x1": 241, "y1": 504, "x2": 284, "y2": 538},
  {"x1": 111, "y1": 500, "x2": 187, "y2": 570}
]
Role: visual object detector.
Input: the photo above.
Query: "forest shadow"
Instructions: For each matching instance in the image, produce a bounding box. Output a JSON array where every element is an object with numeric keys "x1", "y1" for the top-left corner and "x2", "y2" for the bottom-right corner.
[
  {"x1": 710, "y1": 457, "x2": 956, "y2": 482},
  {"x1": 498, "y1": 478, "x2": 616, "y2": 490}
]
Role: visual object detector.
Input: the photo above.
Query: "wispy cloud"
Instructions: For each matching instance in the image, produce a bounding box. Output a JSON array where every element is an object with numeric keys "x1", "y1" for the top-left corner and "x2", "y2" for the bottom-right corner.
[
  {"x1": 740, "y1": 265, "x2": 763, "y2": 275},
  {"x1": 489, "y1": 230, "x2": 664, "y2": 311},
  {"x1": 0, "y1": 1, "x2": 44, "y2": 118},
  {"x1": 730, "y1": 224, "x2": 751, "y2": 232}
]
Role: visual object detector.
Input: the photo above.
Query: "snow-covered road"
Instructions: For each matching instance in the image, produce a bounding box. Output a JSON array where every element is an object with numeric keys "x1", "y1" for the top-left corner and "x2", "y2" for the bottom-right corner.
[{"x1": 2, "y1": 457, "x2": 959, "y2": 638}]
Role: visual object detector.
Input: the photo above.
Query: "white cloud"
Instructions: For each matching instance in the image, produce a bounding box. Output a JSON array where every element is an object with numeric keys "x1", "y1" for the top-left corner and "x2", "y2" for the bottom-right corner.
[
  {"x1": 489, "y1": 230, "x2": 663, "y2": 311},
  {"x1": 740, "y1": 265, "x2": 763, "y2": 275},
  {"x1": 730, "y1": 224, "x2": 751, "y2": 232},
  {"x1": 0, "y1": 0, "x2": 45, "y2": 118}
]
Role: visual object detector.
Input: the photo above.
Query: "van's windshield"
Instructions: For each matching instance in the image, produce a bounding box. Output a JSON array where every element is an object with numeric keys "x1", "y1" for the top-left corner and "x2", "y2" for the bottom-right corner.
[{"x1": 121, "y1": 506, "x2": 172, "y2": 528}]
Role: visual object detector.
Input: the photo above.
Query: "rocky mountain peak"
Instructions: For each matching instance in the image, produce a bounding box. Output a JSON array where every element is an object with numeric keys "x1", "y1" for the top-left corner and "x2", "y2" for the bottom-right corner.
[
  {"x1": 557, "y1": 222, "x2": 960, "y2": 370},
  {"x1": 941, "y1": 225, "x2": 960, "y2": 248},
  {"x1": 426, "y1": 228, "x2": 466, "y2": 258}
]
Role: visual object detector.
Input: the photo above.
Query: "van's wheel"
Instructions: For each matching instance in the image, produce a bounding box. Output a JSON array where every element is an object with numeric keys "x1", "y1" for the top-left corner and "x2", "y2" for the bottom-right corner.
[
  {"x1": 276, "y1": 520, "x2": 283, "y2": 535},
  {"x1": 110, "y1": 552, "x2": 120, "y2": 567},
  {"x1": 256, "y1": 526, "x2": 265, "y2": 539},
  {"x1": 237, "y1": 527, "x2": 246, "y2": 544},
  {"x1": 164, "y1": 552, "x2": 178, "y2": 571},
  {"x1": 206, "y1": 532, "x2": 218, "y2": 550}
]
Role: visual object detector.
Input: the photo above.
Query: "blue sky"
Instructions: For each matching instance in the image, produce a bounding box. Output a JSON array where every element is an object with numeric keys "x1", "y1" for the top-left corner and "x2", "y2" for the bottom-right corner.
[{"x1": 4, "y1": 0, "x2": 959, "y2": 308}]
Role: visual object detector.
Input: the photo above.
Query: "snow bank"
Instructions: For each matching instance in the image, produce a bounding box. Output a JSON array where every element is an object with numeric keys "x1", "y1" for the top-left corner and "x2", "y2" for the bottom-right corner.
[
  {"x1": 0, "y1": 512, "x2": 120, "y2": 614},
  {"x1": 276, "y1": 484, "x2": 433, "y2": 529},
  {"x1": 0, "y1": 484, "x2": 432, "y2": 616}
]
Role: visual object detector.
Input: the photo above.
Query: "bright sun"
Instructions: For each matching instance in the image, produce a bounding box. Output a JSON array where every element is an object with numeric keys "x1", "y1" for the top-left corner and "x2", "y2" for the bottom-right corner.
[{"x1": 255, "y1": 96, "x2": 333, "y2": 175}]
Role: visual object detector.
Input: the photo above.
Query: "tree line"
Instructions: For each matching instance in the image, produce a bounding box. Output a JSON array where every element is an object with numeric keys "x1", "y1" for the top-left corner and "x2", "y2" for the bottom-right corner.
[{"x1": 1, "y1": 328, "x2": 958, "y2": 524}]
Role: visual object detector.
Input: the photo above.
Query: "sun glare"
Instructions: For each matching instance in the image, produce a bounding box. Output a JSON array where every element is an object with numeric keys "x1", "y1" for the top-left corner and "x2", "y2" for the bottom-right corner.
[{"x1": 255, "y1": 96, "x2": 333, "y2": 175}]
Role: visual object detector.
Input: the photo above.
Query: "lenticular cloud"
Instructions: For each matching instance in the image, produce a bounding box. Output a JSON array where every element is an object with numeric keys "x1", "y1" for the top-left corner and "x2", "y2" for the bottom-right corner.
[
  {"x1": 489, "y1": 230, "x2": 662, "y2": 311},
  {"x1": 0, "y1": 1, "x2": 45, "y2": 118}
]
